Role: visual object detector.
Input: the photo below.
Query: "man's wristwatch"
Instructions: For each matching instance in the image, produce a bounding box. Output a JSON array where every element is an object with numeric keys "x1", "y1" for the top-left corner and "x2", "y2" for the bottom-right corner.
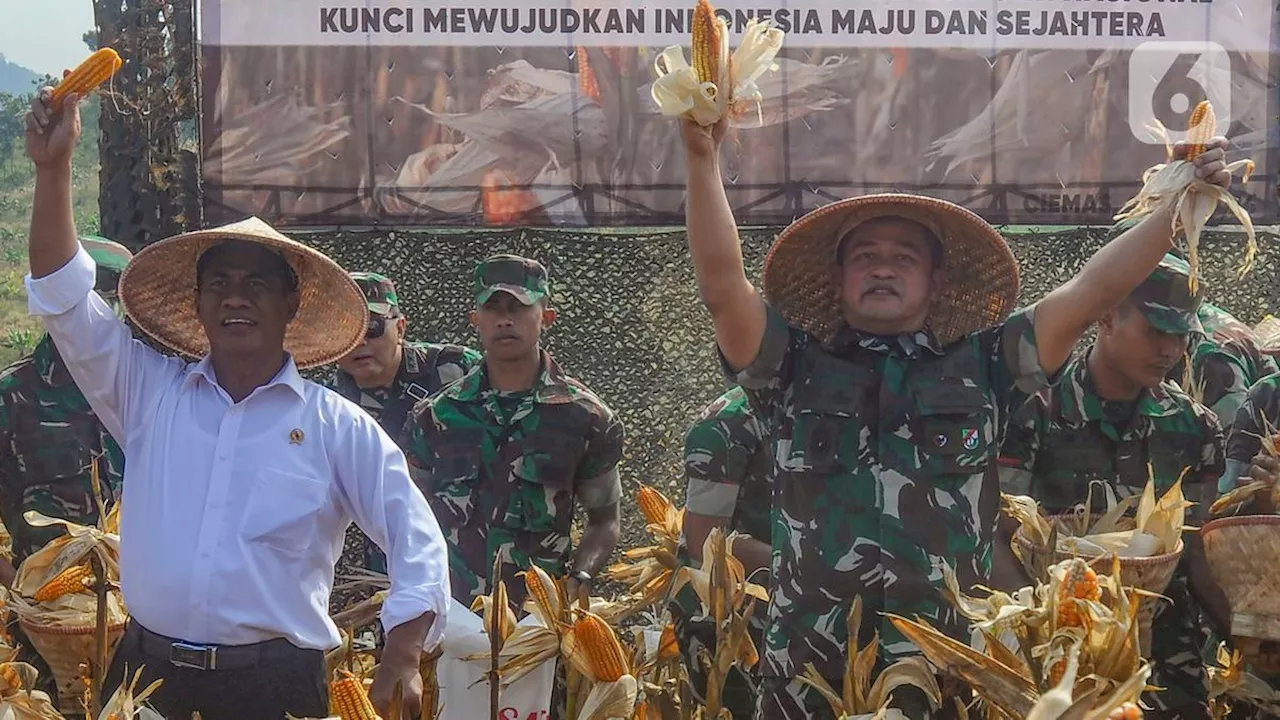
[{"x1": 570, "y1": 569, "x2": 592, "y2": 585}]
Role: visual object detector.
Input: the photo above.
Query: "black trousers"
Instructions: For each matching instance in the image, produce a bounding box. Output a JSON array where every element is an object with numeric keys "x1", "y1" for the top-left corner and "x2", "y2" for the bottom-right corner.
[{"x1": 103, "y1": 621, "x2": 329, "y2": 720}]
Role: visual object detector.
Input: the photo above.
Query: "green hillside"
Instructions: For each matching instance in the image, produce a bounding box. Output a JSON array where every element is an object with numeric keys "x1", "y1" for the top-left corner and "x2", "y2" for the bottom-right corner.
[
  {"x1": 0, "y1": 90, "x2": 102, "y2": 367},
  {"x1": 0, "y1": 56, "x2": 38, "y2": 97}
]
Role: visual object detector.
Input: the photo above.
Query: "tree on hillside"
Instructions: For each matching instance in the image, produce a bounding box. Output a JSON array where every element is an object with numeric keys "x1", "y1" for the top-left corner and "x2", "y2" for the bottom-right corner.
[
  {"x1": 83, "y1": 30, "x2": 100, "y2": 51},
  {"x1": 0, "y1": 93, "x2": 26, "y2": 164}
]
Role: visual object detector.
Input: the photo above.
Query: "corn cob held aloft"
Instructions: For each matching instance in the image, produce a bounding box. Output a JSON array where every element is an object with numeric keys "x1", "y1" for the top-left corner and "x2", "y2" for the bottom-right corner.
[
  {"x1": 330, "y1": 671, "x2": 379, "y2": 720},
  {"x1": 1184, "y1": 101, "x2": 1215, "y2": 161},
  {"x1": 573, "y1": 611, "x2": 629, "y2": 682},
  {"x1": 50, "y1": 48, "x2": 123, "y2": 109},
  {"x1": 33, "y1": 564, "x2": 94, "y2": 602},
  {"x1": 691, "y1": 0, "x2": 721, "y2": 86}
]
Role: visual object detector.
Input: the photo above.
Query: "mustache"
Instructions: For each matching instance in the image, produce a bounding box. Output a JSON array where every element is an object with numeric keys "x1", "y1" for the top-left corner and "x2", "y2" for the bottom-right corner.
[{"x1": 861, "y1": 283, "x2": 900, "y2": 298}]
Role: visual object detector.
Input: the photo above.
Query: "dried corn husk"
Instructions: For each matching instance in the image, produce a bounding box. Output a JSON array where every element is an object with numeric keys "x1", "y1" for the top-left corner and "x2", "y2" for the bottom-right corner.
[
  {"x1": 1004, "y1": 470, "x2": 1190, "y2": 560},
  {"x1": 891, "y1": 556, "x2": 1152, "y2": 719},
  {"x1": 1113, "y1": 100, "x2": 1257, "y2": 294},
  {"x1": 650, "y1": 0, "x2": 785, "y2": 127},
  {"x1": 795, "y1": 595, "x2": 941, "y2": 718},
  {"x1": 96, "y1": 665, "x2": 165, "y2": 720},
  {"x1": 0, "y1": 662, "x2": 62, "y2": 719},
  {"x1": 1210, "y1": 420, "x2": 1280, "y2": 516}
]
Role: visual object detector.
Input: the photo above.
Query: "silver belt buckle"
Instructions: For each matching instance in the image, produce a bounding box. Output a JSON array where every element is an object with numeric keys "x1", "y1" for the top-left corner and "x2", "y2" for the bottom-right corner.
[{"x1": 170, "y1": 641, "x2": 218, "y2": 670}]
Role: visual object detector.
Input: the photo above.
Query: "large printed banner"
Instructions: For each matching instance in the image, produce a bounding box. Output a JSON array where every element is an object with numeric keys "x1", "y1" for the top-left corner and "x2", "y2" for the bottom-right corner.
[{"x1": 200, "y1": 0, "x2": 1279, "y2": 227}]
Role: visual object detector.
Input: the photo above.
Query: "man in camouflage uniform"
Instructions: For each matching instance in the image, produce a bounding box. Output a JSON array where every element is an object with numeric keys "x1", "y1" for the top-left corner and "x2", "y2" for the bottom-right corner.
[
  {"x1": 0, "y1": 235, "x2": 131, "y2": 712},
  {"x1": 676, "y1": 111, "x2": 1236, "y2": 719},
  {"x1": 328, "y1": 272, "x2": 481, "y2": 574},
  {"x1": 401, "y1": 255, "x2": 624, "y2": 608},
  {"x1": 671, "y1": 385, "x2": 772, "y2": 718},
  {"x1": 1108, "y1": 222, "x2": 1277, "y2": 430},
  {"x1": 998, "y1": 258, "x2": 1225, "y2": 719}
]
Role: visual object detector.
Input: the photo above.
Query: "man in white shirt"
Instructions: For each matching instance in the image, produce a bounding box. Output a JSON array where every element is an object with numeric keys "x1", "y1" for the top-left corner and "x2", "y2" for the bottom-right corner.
[{"x1": 23, "y1": 86, "x2": 449, "y2": 719}]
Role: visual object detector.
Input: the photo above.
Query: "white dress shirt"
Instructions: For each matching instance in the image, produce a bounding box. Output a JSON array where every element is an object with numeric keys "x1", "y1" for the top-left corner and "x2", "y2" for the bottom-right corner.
[{"x1": 25, "y1": 246, "x2": 451, "y2": 652}]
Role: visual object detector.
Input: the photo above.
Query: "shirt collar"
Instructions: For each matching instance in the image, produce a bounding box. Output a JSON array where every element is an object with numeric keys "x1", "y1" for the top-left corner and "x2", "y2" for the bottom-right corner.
[
  {"x1": 830, "y1": 323, "x2": 946, "y2": 359},
  {"x1": 446, "y1": 349, "x2": 574, "y2": 405},
  {"x1": 1060, "y1": 350, "x2": 1181, "y2": 425},
  {"x1": 187, "y1": 353, "x2": 308, "y2": 402}
]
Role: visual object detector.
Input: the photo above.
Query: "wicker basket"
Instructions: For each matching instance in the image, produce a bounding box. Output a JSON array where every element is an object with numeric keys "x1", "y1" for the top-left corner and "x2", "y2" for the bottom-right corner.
[
  {"x1": 1202, "y1": 515, "x2": 1280, "y2": 642},
  {"x1": 1013, "y1": 525, "x2": 1183, "y2": 656},
  {"x1": 18, "y1": 616, "x2": 126, "y2": 710}
]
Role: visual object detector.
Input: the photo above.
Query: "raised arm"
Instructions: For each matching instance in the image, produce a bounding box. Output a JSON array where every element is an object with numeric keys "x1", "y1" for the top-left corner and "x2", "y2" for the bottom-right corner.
[
  {"x1": 681, "y1": 117, "x2": 769, "y2": 371},
  {"x1": 1031, "y1": 139, "x2": 1232, "y2": 376},
  {"x1": 26, "y1": 87, "x2": 82, "y2": 279},
  {"x1": 23, "y1": 87, "x2": 179, "y2": 444}
]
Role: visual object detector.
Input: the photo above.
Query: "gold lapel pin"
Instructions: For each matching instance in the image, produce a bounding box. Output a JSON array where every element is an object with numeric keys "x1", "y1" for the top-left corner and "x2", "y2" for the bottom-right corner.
[{"x1": 289, "y1": 428, "x2": 305, "y2": 444}]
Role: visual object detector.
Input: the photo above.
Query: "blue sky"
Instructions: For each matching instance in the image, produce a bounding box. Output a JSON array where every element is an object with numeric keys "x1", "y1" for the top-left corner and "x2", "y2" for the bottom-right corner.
[{"x1": 1, "y1": 0, "x2": 97, "y2": 75}]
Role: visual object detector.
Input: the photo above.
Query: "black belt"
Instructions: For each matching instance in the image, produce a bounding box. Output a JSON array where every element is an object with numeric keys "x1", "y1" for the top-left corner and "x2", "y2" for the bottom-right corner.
[{"x1": 133, "y1": 623, "x2": 317, "y2": 671}]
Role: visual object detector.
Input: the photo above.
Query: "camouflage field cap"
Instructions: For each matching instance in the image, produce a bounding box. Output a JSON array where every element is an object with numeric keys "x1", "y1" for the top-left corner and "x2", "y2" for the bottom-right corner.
[
  {"x1": 350, "y1": 272, "x2": 400, "y2": 316},
  {"x1": 1128, "y1": 254, "x2": 1204, "y2": 334},
  {"x1": 81, "y1": 235, "x2": 133, "y2": 295},
  {"x1": 474, "y1": 254, "x2": 550, "y2": 306}
]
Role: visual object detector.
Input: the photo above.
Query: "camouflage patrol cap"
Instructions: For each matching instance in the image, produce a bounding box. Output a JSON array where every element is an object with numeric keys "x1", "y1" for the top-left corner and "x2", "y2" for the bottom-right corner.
[
  {"x1": 1127, "y1": 254, "x2": 1203, "y2": 334},
  {"x1": 474, "y1": 254, "x2": 549, "y2": 306},
  {"x1": 350, "y1": 271, "x2": 400, "y2": 316},
  {"x1": 81, "y1": 235, "x2": 133, "y2": 295}
]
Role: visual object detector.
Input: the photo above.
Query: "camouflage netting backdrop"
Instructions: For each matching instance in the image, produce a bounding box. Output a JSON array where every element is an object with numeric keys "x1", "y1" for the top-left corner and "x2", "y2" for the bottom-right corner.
[{"x1": 296, "y1": 223, "x2": 1280, "y2": 606}]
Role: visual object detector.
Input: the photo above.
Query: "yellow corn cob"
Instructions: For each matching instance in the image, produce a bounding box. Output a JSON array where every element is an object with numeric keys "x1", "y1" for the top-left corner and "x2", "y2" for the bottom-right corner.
[
  {"x1": 574, "y1": 612, "x2": 628, "y2": 681},
  {"x1": 1046, "y1": 658, "x2": 1065, "y2": 688},
  {"x1": 1185, "y1": 100, "x2": 1215, "y2": 160},
  {"x1": 51, "y1": 48, "x2": 123, "y2": 108},
  {"x1": 577, "y1": 46, "x2": 600, "y2": 101},
  {"x1": 637, "y1": 485, "x2": 669, "y2": 525},
  {"x1": 691, "y1": 0, "x2": 721, "y2": 86},
  {"x1": 330, "y1": 672, "x2": 379, "y2": 720},
  {"x1": 658, "y1": 623, "x2": 681, "y2": 660},
  {"x1": 0, "y1": 663, "x2": 21, "y2": 690},
  {"x1": 1056, "y1": 560, "x2": 1100, "y2": 628},
  {"x1": 524, "y1": 564, "x2": 562, "y2": 619},
  {"x1": 34, "y1": 564, "x2": 94, "y2": 602}
]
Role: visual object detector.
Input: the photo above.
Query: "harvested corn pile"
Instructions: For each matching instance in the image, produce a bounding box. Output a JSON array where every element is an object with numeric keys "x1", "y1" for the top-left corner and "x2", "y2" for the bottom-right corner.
[
  {"x1": 888, "y1": 556, "x2": 1152, "y2": 719},
  {"x1": 650, "y1": 0, "x2": 785, "y2": 126},
  {"x1": 1004, "y1": 472, "x2": 1190, "y2": 562}
]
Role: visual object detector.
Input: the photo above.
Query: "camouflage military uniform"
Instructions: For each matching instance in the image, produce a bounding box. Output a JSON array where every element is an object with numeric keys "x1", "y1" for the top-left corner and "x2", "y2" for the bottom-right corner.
[
  {"x1": 0, "y1": 236, "x2": 131, "y2": 714},
  {"x1": 670, "y1": 386, "x2": 772, "y2": 718},
  {"x1": 1099, "y1": 230, "x2": 1278, "y2": 430},
  {"x1": 1216, "y1": 372, "x2": 1280, "y2": 710},
  {"x1": 1000, "y1": 260, "x2": 1223, "y2": 718},
  {"x1": 326, "y1": 272, "x2": 481, "y2": 574},
  {"x1": 1172, "y1": 299, "x2": 1278, "y2": 431},
  {"x1": 728, "y1": 298, "x2": 1053, "y2": 719},
  {"x1": 401, "y1": 256, "x2": 625, "y2": 608}
]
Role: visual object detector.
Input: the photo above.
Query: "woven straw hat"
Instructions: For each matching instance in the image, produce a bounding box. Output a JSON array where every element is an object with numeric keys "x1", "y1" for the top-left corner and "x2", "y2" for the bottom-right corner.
[
  {"x1": 117, "y1": 217, "x2": 367, "y2": 369},
  {"x1": 762, "y1": 193, "x2": 1019, "y2": 346}
]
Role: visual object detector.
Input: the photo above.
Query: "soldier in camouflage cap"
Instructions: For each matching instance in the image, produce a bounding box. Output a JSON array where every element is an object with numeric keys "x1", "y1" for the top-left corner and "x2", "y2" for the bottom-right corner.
[
  {"x1": 0, "y1": 235, "x2": 132, "y2": 709},
  {"x1": 329, "y1": 271, "x2": 481, "y2": 574},
  {"x1": 401, "y1": 254, "x2": 624, "y2": 608},
  {"x1": 670, "y1": 386, "x2": 772, "y2": 719},
  {"x1": 1107, "y1": 222, "x2": 1279, "y2": 431},
  {"x1": 998, "y1": 257, "x2": 1226, "y2": 719},
  {"x1": 675, "y1": 110, "x2": 1234, "y2": 719}
]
